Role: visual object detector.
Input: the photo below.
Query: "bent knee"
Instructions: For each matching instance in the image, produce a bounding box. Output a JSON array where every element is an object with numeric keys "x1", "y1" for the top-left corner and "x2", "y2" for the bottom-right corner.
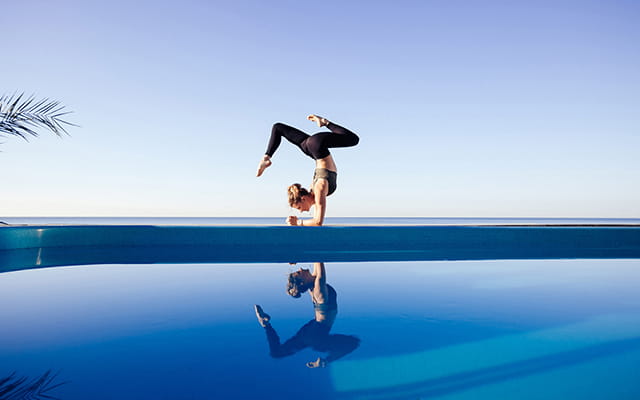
[
  {"x1": 347, "y1": 133, "x2": 359, "y2": 147},
  {"x1": 269, "y1": 351, "x2": 288, "y2": 359}
]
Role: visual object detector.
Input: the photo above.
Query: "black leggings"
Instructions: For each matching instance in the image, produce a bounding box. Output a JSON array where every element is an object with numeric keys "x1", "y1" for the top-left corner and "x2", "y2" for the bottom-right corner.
[{"x1": 265, "y1": 122, "x2": 359, "y2": 160}]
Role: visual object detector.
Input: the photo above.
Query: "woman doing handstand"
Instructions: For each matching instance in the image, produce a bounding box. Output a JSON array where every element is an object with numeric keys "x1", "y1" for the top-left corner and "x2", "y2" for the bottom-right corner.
[{"x1": 256, "y1": 115, "x2": 359, "y2": 226}]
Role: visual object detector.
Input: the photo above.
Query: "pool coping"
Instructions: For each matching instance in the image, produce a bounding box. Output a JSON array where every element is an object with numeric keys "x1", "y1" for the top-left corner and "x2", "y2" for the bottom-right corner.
[{"x1": 1, "y1": 224, "x2": 639, "y2": 272}]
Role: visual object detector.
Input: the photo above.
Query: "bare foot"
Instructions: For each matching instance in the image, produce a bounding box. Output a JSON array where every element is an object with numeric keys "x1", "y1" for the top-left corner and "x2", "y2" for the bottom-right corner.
[
  {"x1": 256, "y1": 156, "x2": 272, "y2": 177},
  {"x1": 254, "y1": 304, "x2": 271, "y2": 327},
  {"x1": 307, "y1": 114, "x2": 329, "y2": 127}
]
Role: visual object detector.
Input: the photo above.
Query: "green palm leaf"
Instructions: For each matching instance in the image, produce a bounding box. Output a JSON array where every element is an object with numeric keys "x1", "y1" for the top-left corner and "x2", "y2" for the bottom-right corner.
[
  {"x1": 0, "y1": 93, "x2": 77, "y2": 141},
  {"x1": 0, "y1": 370, "x2": 69, "y2": 400}
]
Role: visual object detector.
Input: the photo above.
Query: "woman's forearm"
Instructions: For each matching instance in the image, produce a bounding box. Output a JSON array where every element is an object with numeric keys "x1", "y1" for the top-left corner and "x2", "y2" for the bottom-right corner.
[{"x1": 298, "y1": 218, "x2": 322, "y2": 227}]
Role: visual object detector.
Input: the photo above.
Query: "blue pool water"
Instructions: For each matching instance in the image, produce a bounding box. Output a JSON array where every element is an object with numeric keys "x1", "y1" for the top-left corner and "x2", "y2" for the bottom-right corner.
[{"x1": 2, "y1": 258, "x2": 640, "y2": 399}]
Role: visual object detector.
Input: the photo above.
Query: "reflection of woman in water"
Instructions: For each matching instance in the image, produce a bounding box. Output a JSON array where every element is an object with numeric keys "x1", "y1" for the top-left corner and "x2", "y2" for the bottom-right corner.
[
  {"x1": 256, "y1": 115, "x2": 360, "y2": 226},
  {"x1": 254, "y1": 262, "x2": 360, "y2": 368}
]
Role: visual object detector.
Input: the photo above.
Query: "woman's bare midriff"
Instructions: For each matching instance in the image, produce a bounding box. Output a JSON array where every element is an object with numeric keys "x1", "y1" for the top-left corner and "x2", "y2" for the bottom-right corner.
[{"x1": 315, "y1": 155, "x2": 337, "y2": 172}]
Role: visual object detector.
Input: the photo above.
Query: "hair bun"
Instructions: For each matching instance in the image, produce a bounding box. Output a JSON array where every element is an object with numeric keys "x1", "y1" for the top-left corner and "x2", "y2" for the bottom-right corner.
[{"x1": 287, "y1": 183, "x2": 309, "y2": 207}]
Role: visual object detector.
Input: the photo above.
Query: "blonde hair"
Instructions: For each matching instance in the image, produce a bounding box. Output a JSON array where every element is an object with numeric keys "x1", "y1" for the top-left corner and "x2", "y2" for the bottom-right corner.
[{"x1": 287, "y1": 183, "x2": 310, "y2": 207}]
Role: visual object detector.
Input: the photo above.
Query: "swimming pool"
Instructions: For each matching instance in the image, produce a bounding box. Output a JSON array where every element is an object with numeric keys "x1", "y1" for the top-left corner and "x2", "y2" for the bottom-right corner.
[{"x1": 1, "y1": 223, "x2": 639, "y2": 399}]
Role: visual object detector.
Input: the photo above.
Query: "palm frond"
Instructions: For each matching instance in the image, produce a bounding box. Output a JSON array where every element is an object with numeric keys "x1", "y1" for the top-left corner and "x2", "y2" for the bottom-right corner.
[
  {"x1": 0, "y1": 92, "x2": 77, "y2": 141},
  {"x1": 0, "y1": 370, "x2": 69, "y2": 400}
]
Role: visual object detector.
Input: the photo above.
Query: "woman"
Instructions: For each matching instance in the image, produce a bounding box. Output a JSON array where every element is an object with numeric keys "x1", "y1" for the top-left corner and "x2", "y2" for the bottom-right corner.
[
  {"x1": 256, "y1": 115, "x2": 359, "y2": 226},
  {"x1": 254, "y1": 262, "x2": 359, "y2": 368}
]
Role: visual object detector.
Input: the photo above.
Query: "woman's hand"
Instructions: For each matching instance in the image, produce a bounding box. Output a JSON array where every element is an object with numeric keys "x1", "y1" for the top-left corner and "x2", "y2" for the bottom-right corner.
[{"x1": 286, "y1": 216, "x2": 298, "y2": 226}]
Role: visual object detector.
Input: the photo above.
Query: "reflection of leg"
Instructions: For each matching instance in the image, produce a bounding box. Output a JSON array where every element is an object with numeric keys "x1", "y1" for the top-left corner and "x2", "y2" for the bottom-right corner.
[
  {"x1": 265, "y1": 319, "x2": 320, "y2": 359},
  {"x1": 255, "y1": 305, "x2": 311, "y2": 359},
  {"x1": 254, "y1": 305, "x2": 271, "y2": 327},
  {"x1": 265, "y1": 323, "x2": 309, "y2": 359},
  {"x1": 317, "y1": 334, "x2": 361, "y2": 364}
]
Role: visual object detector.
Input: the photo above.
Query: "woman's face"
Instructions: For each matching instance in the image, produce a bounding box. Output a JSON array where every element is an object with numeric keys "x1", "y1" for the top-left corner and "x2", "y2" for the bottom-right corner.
[{"x1": 293, "y1": 195, "x2": 312, "y2": 212}]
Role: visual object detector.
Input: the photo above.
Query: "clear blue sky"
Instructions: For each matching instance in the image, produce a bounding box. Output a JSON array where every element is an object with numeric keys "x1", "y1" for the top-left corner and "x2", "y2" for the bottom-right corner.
[{"x1": 2, "y1": 0, "x2": 639, "y2": 217}]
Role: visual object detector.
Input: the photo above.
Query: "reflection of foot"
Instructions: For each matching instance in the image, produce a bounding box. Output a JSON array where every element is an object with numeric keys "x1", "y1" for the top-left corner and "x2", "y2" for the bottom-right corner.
[
  {"x1": 256, "y1": 156, "x2": 272, "y2": 177},
  {"x1": 306, "y1": 357, "x2": 327, "y2": 368},
  {"x1": 254, "y1": 304, "x2": 271, "y2": 327},
  {"x1": 307, "y1": 114, "x2": 329, "y2": 127}
]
